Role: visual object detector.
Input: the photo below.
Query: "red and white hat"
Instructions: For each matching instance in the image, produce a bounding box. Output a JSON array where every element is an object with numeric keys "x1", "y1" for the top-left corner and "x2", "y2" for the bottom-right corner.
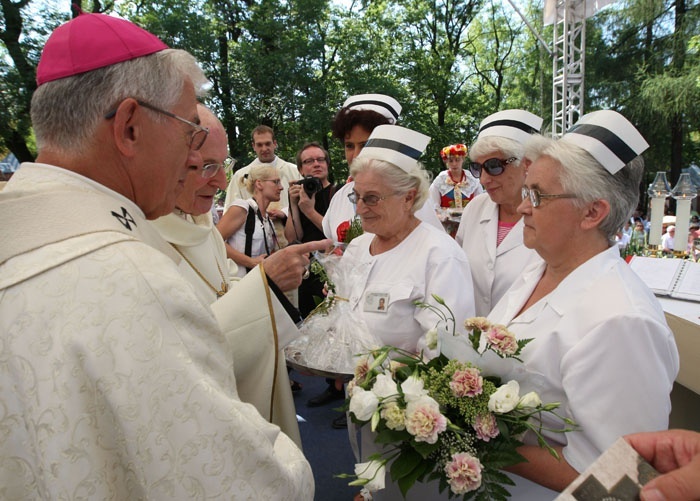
[
  {"x1": 342, "y1": 94, "x2": 402, "y2": 124},
  {"x1": 36, "y1": 13, "x2": 168, "y2": 86},
  {"x1": 358, "y1": 125, "x2": 430, "y2": 172},
  {"x1": 561, "y1": 110, "x2": 649, "y2": 174}
]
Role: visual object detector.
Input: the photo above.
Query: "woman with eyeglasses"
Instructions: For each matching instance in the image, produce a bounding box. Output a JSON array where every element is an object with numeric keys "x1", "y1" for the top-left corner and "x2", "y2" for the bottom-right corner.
[
  {"x1": 343, "y1": 125, "x2": 474, "y2": 364},
  {"x1": 217, "y1": 164, "x2": 283, "y2": 277},
  {"x1": 344, "y1": 125, "x2": 475, "y2": 501},
  {"x1": 455, "y1": 109, "x2": 544, "y2": 316},
  {"x1": 487, "y1": 111, "x2": 678, "y2": 498}
]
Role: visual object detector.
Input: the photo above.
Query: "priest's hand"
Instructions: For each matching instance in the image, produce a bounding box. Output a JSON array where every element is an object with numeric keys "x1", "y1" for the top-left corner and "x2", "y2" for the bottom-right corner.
[{"x1": 263, "y1": 239, "x2": 332, "y2": 292}]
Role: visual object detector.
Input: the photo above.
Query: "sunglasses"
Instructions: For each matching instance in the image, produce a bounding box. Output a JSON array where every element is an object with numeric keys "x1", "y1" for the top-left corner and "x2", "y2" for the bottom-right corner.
[{"x1": 468, "y1": 157, "x2": 517, "y2": 179}]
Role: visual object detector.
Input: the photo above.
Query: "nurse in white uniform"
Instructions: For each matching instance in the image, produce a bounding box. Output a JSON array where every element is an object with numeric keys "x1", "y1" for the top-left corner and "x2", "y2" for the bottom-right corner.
[
  {"x1": 455, "y1": 110, "x2": 543, "y2": 316},
  {"x1": 343, "y1": 124, "x2": 475, "y2": 500},
  {"x1": 488, "y1": 110, "x2": 679, "y2": 498}
]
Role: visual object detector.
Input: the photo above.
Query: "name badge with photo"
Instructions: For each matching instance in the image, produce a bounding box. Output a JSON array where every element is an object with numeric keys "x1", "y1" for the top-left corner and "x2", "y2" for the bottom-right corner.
[{"x1": 364, "y1": 292, "x2": 389, "y2": 313}]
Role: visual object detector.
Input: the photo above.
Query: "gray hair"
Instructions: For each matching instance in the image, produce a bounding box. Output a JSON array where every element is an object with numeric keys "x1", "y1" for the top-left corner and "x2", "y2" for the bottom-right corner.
[
  {"x1": 469, "y1": 135, "x2": 526, "y2": 166},
  {"x1": 349, "y1": 156, "x2": 431, "y2": 214},
  {"x1": 525, "y1": 134, "x2": 644, "y2": 243},
  {"x1": 31, "y1": 49, "x2": 209, "y2": 154},
  {"x1": 244, "y1": 164, "x2": 278, "y2": 193}
]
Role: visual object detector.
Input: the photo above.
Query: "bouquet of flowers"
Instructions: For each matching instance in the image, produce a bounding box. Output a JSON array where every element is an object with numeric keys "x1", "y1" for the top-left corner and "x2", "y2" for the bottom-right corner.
[{"x1": 341, "y1": 296, "x2": 576, "y2": 500}]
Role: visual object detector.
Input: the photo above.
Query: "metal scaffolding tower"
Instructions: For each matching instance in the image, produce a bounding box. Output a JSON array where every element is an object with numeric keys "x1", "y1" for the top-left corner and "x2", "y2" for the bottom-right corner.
[{"x1": 551, "y1": 0, "x2": 586, "y2": 137}]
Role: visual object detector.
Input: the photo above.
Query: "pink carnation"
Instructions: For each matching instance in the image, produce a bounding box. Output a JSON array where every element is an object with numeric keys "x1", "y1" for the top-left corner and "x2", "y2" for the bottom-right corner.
[
  {"x1": 404, "y1": 396, "x2": 447, "y2": 444},
  {"x1": 449, "y1": 367, "x2": 483, "y2": 398},
  {"x1": 485, "y1": 325, "x2": 518, "y2": 356},
  {"x1": 473, "y1": 413, "x2": 499, "y2": 442},
  {"x1": 444, "y1": 452, "x2": 482, "y2": 495}
]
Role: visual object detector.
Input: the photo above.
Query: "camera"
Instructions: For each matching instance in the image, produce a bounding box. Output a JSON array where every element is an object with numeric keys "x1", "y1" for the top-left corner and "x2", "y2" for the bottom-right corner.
[{"x1": 294, "y1": 175, "x2": 323, "y2": 196}]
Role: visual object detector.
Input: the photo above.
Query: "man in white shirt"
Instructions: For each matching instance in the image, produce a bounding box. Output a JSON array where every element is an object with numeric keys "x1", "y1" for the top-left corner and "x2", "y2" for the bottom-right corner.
[
  {"x1": 661, "y1": 224, "x2": 675, "y2": 252},
  {"x1": 0, "y1": 13, "x2": 315, "y2": 499}
]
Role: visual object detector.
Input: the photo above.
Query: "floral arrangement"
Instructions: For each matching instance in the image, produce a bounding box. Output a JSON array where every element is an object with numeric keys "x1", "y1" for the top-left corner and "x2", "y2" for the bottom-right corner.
[{"x1": 341, "y1": 296, "x2": 576, "y2": 500}]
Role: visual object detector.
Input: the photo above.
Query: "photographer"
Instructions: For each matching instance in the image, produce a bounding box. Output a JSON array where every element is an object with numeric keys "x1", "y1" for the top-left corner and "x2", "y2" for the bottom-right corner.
[{"x1": 285, "y1": 142, "x2": 337, "y2": 316}]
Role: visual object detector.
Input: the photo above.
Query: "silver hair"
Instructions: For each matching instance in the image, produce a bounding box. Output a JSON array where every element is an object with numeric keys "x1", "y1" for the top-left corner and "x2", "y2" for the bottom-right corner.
[
  {"x1": 244, "y1": 164, "x2": 278, "y2": 193},
  {"x1": 31, "y1": 49, "x2": 209, "y2": 154},
  {"x1": 469, "y1": 135, "x2": 526, "y2": 165},
  {"x1": 349, "y1": 156, "x2": 431, "y2": 214},
  {"x1": 525, "y1": 134, "x2": 644, "y2": 244}
]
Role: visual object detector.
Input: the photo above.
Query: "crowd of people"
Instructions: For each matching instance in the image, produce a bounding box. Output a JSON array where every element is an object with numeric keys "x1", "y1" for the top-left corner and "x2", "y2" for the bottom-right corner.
[{"x1": 0, "y1": 11, "x2": 698, "y2": 501}]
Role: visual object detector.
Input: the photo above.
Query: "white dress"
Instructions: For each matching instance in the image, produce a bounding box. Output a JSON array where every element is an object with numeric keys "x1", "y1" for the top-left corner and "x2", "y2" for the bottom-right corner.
[
  {"x1": 343, "y1": 222, "x2": 476, "y2": 501},
  {"x1": 343, "y1": 222, "x2": 475, "y2": 352},
  {"x1": 455, "y1": 193, "x2": 541, "y2": 316},
  {"x1": 488, "y1": 245, "x2": 679, "y2": 499},
  {"x1": 322, "y1": 181, "x2": 445, "y2": 242},
  {"x1": 0, "y1": 163, "x2": 314, "y2": 500}
]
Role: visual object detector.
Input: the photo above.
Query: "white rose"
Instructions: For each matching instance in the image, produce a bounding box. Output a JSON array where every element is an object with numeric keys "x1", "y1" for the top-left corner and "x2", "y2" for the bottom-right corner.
[
  {"x1": 488, "y1": 380, "x2": 520, "y2": 414},
  {"x1": 349, "y1": 386, "x2": 379, "y2": 421},
  {"x1": 372, "y1": 372, "x2": 399, "y2": 403},
  {"x1": 518, "y1": 391, "x2": 542, "y2": 409},
  {"x1": 353, "y1": 460, "x2": 386, "y2": 492},
  {"x1": 401, "y1": 375, "x2": 428, "y2": 403}
]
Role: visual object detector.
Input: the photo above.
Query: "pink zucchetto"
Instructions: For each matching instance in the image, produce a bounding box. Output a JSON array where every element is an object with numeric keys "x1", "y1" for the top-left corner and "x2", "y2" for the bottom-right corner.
[{"x1": 36, "y1": 13, "x2": 168, "y2": 86}]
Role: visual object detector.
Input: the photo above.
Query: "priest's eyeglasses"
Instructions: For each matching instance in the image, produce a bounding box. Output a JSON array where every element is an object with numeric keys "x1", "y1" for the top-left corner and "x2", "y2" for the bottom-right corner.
[
  {"x1": 202, "y1": 157, "x2": 236, "y2": 178},
  {"x1": 468, "y1": 157, "x2": 517, "y2": 179},
  {"x1": 521, "y1": 186, "x2": 577, "y2": 208},
  {"x1": 104, "y1": 100, "x2": 209, "y2": 151},
  {"x1": 348, "y1": 191, "x2": 387, "y2": 207}
]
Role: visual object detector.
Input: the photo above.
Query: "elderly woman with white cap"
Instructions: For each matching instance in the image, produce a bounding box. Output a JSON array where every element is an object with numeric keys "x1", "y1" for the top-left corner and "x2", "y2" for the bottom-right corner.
[
  {"x1": 455, "y1": 110, "x2": 544, "y2": 316},
  {"x1": 344, "y1": 125, "x2": 475, "y2": 501},
  {"x1": 487, "y1": 111, "x2": 679, "y2": 497},
  {"x1": 342, "y1": 125, "x2": 475, "y2": 354}
]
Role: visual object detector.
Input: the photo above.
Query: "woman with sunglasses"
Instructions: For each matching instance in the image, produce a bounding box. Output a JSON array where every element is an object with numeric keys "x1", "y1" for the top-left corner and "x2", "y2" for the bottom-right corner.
[
  {"x1": 455, "y1": 109, "x2": 544, "y2": 316},
  {"x1": 217, "y1": 164, "x2": 283, "y2": 277},
  {"x1": 486, "y1": 111, "x2": 677, "y2": 498}
]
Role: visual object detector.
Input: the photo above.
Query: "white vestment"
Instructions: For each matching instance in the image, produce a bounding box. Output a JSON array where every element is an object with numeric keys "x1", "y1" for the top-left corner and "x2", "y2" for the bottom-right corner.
[
  {"x1": 455, "y1": 193, "x2": 541, "y2": 316},
  {"x1": 151, "y1": 211, "x2": 302, "y2": 448},
  {"x1": 488, "y1": 245, "x2": 679, "y2": 499},
  {"x1": 0, "y1": 163, "x2": 313, "y2": 500},
  {"x1": 322, "y1": 181, "x2": 445, "y2": 242}
]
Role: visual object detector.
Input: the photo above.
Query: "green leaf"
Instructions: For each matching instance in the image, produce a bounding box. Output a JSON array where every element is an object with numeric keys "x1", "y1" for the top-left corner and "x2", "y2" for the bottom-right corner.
[{"x1": 389, "y1": 449, "x2": 424, "y2": 481}]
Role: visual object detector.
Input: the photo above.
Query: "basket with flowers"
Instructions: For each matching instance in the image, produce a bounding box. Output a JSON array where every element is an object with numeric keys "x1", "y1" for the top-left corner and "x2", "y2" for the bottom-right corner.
[{"x1": 340, "y1": 296, "x2": 576, "y2": 500}]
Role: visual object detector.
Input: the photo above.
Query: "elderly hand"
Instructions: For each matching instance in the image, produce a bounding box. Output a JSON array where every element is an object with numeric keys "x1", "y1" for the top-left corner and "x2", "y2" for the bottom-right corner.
[
  {"x1": 625, "y1": 429, "x2": 700, "y2": 501},
  {"x1": 263, "y1": 239, "x2": 332, "y2": 292}
]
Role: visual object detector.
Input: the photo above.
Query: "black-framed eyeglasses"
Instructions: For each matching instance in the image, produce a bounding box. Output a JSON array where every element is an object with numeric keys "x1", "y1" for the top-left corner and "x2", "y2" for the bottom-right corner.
[
  {"x1": 201, "y1": 157, "x2": 235, "y2": 179},
  {"x1": 301, "y1": 156, "x2": 328, "y2": 166},
  {"x1": 104, "y1": 100, "x2": 209, "y2": 151},
  {"x1": 521, "y1": 186, "x2": 577, "y2": 208},
  {"x1": 468, "y1": 157, "x2": 517, "y2": 178},
  {"x1": 348, "y1": 191, "x2": 388, "y2": 207}
]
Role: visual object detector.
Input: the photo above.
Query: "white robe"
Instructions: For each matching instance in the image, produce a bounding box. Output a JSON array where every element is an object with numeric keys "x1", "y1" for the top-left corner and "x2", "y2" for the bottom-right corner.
[
  {"x1": 322, "y1": 181, "x2": 445, "y2": 242},
  {"x1": 455, "y1": 193, "x2": 541, "y2": 316},
  {"x1": 488, "y1": 245, "x2": 679, "y2": 499},
  {"x1": 151, "y1": 211, "x2": 302, "y2": 448},
  {"x1": 0, "y1": 163, "x2": 313, "y2": 500}
]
